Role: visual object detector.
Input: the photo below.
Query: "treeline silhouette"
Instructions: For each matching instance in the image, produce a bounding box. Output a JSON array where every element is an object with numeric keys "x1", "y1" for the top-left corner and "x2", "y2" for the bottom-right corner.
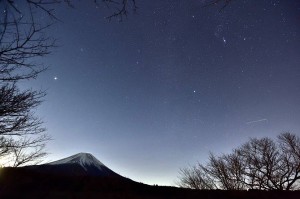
[
  {"x1": 0, "y1": 166, "x2": 299, "y2": 199},
  {"x1": 179, "y1": 132, "x2": 300, "y2": 191}
]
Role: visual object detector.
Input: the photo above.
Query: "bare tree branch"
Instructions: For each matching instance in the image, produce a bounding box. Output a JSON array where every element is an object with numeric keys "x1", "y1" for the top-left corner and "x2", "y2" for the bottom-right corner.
[
  {"x1": 179, "y1": 132, "x2": 300, "y2": 190},
  {"x1": 0, "y1": 83, "x2": 50, "y2": 167},
  {"x1": 203, "y1": 0, "x2": 233, "y2": 12}
]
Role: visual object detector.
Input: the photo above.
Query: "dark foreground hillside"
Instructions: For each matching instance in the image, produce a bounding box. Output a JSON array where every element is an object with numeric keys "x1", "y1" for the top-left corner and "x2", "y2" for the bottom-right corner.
[{"x1": 0, "y1": 167, "x2": 299, "y2": 199}]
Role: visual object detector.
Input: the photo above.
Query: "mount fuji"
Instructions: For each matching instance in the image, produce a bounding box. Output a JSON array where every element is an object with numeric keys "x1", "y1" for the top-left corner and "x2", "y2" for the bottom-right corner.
[{"x1": 27, "y1": 152, "x2": 121, "y2": 177}]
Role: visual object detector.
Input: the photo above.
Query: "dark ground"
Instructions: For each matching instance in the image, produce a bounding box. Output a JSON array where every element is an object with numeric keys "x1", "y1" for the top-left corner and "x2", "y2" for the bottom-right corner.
[{"x1": 0, "y1": 167, "x2": 299, "y2": 199}]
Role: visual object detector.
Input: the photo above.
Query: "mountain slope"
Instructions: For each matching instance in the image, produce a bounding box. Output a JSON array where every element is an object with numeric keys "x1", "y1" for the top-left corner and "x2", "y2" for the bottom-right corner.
[{"x1": 26, "y1": 152, "x2": 121, "y2": 177}]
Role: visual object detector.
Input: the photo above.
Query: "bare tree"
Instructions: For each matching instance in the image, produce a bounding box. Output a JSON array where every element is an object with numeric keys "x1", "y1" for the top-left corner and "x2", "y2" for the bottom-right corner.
[
  {"x1": 178, "y1": 164, "x2": 217, "y2": 190},
  {"x1": 204, "y1": 152, "x2": 247, "y2": 190},
  {"x1": 0, "y1": 1, "x2": 54, "y2": 166},
  {"x1": 0, "y1": 83, "x2": 50, "y2": 166},
  {"x1": 0, "y1": 1, "x2": 58, "y2": 81},
  {"x1": 10, "y1": 136, "x2": 47, "y2": 167},
  {"x1": 277, "y1": 133, "x2": 300, "y2": 190},
  {"x1": 178, "y1": 132, "x2": 300, "y2": 190},
  {"x1": 238, "y1": 134, "x2": 300, "y2": 190},
  {"x1": 102, "y1": 0, "x2": 137, "y2": 21},
  {"x1": 238, "y1": 137, "x2": 281, "y2": 190}
]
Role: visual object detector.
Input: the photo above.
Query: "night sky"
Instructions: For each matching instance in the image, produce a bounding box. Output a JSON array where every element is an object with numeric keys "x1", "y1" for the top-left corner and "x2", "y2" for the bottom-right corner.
[{"x1": 22, "y1": 0, "x2": 300, "y2": 185}]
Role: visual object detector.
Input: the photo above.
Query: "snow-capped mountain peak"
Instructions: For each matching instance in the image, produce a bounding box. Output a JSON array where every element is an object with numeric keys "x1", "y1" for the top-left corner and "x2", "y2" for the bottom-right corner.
[
  {"x1": 48, "y1": 152, "x2": 105, "y2": 171},
  {"x1": 34, "y1": 152, "x2": 121, "y2": 177}
]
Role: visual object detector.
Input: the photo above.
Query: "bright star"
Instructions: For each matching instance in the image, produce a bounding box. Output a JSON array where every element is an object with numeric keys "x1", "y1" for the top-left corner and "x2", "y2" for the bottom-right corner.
[
  {"x1": 222, "y1": 37, "x2": 226, "y2": 44},
  {"x1": 54, "y1": 76, "x2": 58, "y2": 80}
]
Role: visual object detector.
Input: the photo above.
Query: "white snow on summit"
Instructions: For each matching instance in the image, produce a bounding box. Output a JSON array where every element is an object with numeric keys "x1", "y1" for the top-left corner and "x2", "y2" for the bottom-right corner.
[{"x1": 48, "y1": 153, "x2": 106, "y2": 171}]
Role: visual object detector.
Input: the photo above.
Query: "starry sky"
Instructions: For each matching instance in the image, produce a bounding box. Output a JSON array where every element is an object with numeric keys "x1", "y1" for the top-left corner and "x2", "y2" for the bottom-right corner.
[{"x1": 21, "y1": 0, "x2": 300, "y2": 186}]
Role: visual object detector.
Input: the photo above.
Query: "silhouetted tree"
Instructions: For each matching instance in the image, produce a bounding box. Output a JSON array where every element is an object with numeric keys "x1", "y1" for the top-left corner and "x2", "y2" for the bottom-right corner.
[
  {"x1": 102, "y1": 0, "x2": 137, "y2": 20},
  {"x1": 0, "y1": 1, "x2": 55, "y2": 166},
  {"x1": 178, "y1": 164, "x2": 217, "y2": 189},
  {"x1": 0, "y1": 1, "x2": 59, "y2": 81},
  {"x1": 0, "y1": 83, "x2": 49, "y2": 166},
  {"x1": 179, "y1": 132, "x2": 300, "y2": 190}
]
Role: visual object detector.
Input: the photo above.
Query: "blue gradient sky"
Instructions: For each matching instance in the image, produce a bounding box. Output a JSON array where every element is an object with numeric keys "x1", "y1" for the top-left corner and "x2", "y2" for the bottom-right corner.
[{"x1": 21, "y1": 0, "x2": 300, "y2": 185}]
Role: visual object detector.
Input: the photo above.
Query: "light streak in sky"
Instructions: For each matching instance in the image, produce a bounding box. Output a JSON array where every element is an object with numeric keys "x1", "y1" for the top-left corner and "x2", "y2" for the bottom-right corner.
[{"x1": 246, "y1": 118, "x2": 268, "y2": 125}]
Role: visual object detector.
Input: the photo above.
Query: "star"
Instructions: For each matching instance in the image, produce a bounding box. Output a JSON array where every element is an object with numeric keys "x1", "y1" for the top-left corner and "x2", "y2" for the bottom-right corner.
[
  {"x1": 54, "y1": 76, "x2": 58, "y2": 80},
  {"x1": 222, "y1": 37, "x2": 227, "y2": 44}
]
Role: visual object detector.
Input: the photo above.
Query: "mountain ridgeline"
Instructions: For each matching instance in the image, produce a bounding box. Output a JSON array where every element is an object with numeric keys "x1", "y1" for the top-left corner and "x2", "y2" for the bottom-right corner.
[{"x1": 0, "y1": 152, "x2": 299, "y2": 199}]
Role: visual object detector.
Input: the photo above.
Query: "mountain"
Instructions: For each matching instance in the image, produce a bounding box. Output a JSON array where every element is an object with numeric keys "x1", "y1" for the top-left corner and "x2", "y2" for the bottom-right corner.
[
  {"x1": 1, "y1": 153, "x2": 299, "y2": 199},
  {"x1": 26, "y1": 152, "x2": 121, "y2": 177}
]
